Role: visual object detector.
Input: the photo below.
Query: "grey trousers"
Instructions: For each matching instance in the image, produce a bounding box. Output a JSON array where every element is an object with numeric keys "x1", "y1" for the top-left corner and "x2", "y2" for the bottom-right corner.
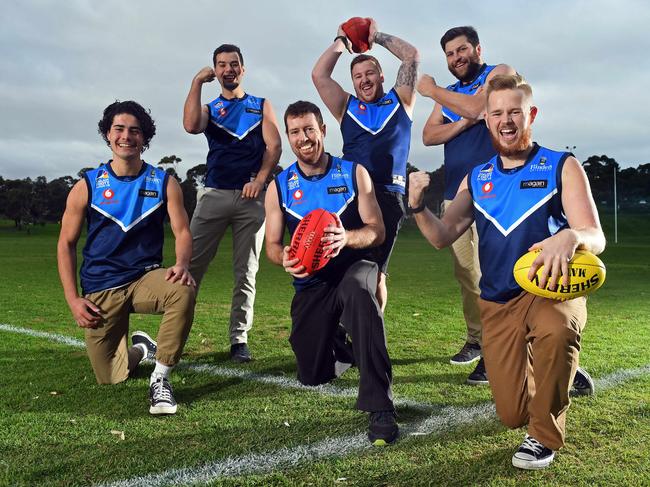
[{"x1": 189, "y1": 188, "x2": 265, "y2": 344}]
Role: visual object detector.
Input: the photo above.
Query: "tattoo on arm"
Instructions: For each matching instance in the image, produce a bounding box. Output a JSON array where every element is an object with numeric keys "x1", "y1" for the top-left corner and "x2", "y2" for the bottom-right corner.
[{"x1": 373, "y1": 32, "x2": 419, "y2": 89}]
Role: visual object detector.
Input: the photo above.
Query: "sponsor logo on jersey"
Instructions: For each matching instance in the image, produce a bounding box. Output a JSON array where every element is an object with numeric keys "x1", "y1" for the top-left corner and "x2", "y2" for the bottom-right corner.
[
  {"x1": 392, "y1": 175, "x2": 406, "y2": 187},
  {"x1": 471, "y1": 82, "x2": 481, "y2": 91},
  {"x1": 145, "y1": 168, "x2": 162, "y2": 184},
  {"x1": 358, "y1": 103, "x2": 366, "y2": 111},
  {"x1": 245, "y1": 108, "x2": 262, "y2": 114},
  {"x1": 482, "y1": 182, "x2": 494, "y2": 193},
  {"x1": 530, "y1": 157, "x2": 553, "y2": 172},
  {"x1": 377, "y1": 98, "x2": 394, "y2": 106},
  {"x1": 293, "y1": 189, "x2": 303, "y2": 200},
  {"x1": 520, "y1": 179, "x2": 548, "y2": 189},
  {"x1": 103, "y1": 188, "x2": 114, "y2": 199},
  {"x1": 327, "y1": 185, "x2": 349, "y2": 194},
  {"x1": 139, "y1": 189, "x2": 159, "y2": 198},
  {"x1": 219, "y1": 108, "x2": 227, "y2": 117}
]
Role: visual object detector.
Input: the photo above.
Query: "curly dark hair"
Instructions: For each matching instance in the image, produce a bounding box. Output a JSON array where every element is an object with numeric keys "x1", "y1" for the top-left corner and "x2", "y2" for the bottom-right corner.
[{"x1": 97, "y1": 100, "x2": 156, "y2": 152}]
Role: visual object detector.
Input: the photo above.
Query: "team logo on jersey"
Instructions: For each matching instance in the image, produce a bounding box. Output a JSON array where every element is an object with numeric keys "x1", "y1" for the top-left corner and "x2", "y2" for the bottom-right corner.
[
  {"x1": 477, "y1": 163, "x2": 494, "y2": 181},
  {"x1": 288, "y1": 172, "x2": 300, "y2": 190},
  {"x1": 293, "y1": 189, "x2": 303, "y2": 200},
  {"x1": 96, "y1": 170, "x2": 111, "y2": 188},
  {"x1": 214, "y1": 101, "x2": 224, "y2": 109}
]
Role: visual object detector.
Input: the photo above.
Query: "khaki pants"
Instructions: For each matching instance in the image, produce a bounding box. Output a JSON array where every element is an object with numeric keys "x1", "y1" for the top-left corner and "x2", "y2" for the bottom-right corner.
[
  {"x1": 84, "y1": 269, "x2": 196, "y2": 384},
  {"x1": 480, "y1": 292, "x2": 587, "y2": 450},
  {"x1": 189, "y1": 188, "x2": 265, "y2": 345},
  {"x1": 443, "y1": 200, "x2": 482, "y2": 345}
]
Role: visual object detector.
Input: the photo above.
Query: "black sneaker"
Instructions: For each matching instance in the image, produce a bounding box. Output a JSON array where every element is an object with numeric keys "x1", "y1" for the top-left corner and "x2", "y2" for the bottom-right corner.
[
  {"x1": 466, "y1": 357, "x2": 489, "y2": 385},
  {"x1": 571, "y1": 366, "x2": 595, "y2": 396},
  {"x1": 368, "y1": 410, "x2": 399, "y2": 446},
  {"x1": 149, "y1": 376, "x2": 177, "y2": 415},
  {"x1": 230, "y1": 343, "x2": 252, "y2": 363},
  {"x1": 450, "y1": 341, "x2": 482, "y2": 365},
  {"x1": 512, "y1": 434, "x2": 555, "y2": 469},
  {"x1": 132, "y1": 331, "x2": 157, "y2": 360}
]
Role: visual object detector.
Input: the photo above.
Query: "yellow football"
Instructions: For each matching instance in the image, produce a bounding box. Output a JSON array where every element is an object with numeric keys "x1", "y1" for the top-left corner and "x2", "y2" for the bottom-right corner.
[{"x1": 513, "y1": 249, "x2": 606, "y2": 300}]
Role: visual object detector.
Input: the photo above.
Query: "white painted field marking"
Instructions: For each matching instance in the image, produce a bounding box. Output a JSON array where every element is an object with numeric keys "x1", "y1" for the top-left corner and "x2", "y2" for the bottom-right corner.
[
  {"x1": 0, "y1": 324, "x2": 433, "y2": 411},
  {"x1": 3, "y1": 323, "x2": 649, "y2": 487}
]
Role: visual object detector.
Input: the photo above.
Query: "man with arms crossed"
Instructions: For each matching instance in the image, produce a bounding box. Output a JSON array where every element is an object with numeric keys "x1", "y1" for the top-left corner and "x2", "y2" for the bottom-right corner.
[
  {"x1": 409, "y1": 74, "x2": 605, "y2": 469},
  {"x1": 417, "y1": 26, "x2": 516, "y2": 383},
  {"x1": 58, "y1": 100, "x2": 196, "y2": 415},
  {"x1": 312, "y1": 18, "x2": 418, "y2": 311},
  {"x1": 265, "y1": 101, "x2": 398, "y2": 445},
  {"x1": 184, "y1": 44, "x2": 282, "y2": 363}
]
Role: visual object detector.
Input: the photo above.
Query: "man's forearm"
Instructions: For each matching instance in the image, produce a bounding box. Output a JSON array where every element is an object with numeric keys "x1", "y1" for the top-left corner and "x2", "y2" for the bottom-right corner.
[
  {"x1": 254, "y1": 146, "x2": 281, "y2": 185},
  {"x1": 183, "y1": 81, "x2": 205, "y2": 133},
  {"x1": 373, "y1": 32, "x2": 419, "y2": 89},
  {"x1": 346, "y1": 224, "x2": 385, "y2": 249}
]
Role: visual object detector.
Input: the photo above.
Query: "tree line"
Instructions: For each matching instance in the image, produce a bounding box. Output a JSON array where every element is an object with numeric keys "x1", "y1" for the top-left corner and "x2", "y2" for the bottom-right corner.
[{"x1": 1, "y1": 154, "x2": 648, "y2": 229}]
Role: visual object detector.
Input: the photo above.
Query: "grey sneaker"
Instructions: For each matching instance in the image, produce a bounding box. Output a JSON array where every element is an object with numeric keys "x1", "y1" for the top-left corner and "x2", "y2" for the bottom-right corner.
[
  {"x1": 512, "y1": 434, "x2": 555, "y2": 470},
  {"x1": 149, "y1": 376, "x2": 177, "y2": 415},
  {"x1": 571, "y1": 366, "x2": 595, "y2": 396},
  {"x1": 450, "y1": 341, "x2": 482, "y2": 365},
  {"x1": 132, "y1": 331, "x2": 157, "y2": 360},
  {"x1": 466, "y1": 357, "x2": 489, "y2": 385},
  {"x1": 368, "y1": 410, "x2": 399, "y2": 446},
  {"x1": 230, "y1": 343, "x2": 252, "y2": 363}
]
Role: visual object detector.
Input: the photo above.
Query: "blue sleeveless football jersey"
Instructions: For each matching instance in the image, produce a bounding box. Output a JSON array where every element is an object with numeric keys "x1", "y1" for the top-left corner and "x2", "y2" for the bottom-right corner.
[
  {"x1": 275, "y1": 155, "x2": 367, "y2": 289},
  {"x1": 204, "y1": 93, "x2": 266, "y2": 189},
  {"x1": 341, "y1": 88, "x2": 412, "y2": 194},
  {"x1": 468, "y1": 145, "x2": 570, "y2": 302},
  {"x1": 442, "y1": 64, "x2": 497, "y2": 200},
  {"x1": 80, "y1": 162, "x2": 168, "y2": 294}
]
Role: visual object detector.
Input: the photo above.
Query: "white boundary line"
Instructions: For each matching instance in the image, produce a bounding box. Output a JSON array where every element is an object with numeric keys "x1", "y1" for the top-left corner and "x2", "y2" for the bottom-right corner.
[
  {"x1": 3, "y1": 323, "x2": 649, "y2": 487},
  {"x1": 0, "y1": 323, "x2": 434, "y2": 411}
]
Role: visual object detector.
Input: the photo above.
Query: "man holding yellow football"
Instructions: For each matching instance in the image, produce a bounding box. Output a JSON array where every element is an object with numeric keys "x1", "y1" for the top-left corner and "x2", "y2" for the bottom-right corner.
[{"x1": 409, "y1": 74, "x2": 605, "y2": 470}]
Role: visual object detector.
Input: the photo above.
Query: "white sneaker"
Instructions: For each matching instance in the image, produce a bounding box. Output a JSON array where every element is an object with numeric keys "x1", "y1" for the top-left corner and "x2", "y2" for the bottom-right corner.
[
  {"x1": 149, "y1": 376, "x2": 177, "y2": 415},
  {"x1": 512, "y1": 434, "x2": 555, "y2": 470}
]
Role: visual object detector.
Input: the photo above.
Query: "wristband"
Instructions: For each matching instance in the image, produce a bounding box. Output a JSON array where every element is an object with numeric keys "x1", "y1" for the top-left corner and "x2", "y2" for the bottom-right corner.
[
  {"x1": 334, "y1": 35, "x2": 348, "y2": 45},
  {"x1": 409, "y1": 203, "x2": 426, "y2": 214}
]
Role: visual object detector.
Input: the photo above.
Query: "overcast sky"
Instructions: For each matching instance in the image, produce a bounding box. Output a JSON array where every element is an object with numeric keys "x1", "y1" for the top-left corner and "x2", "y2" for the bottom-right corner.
[{"x1": 1, "y1": 0, "x2": 648, "y2": 181}]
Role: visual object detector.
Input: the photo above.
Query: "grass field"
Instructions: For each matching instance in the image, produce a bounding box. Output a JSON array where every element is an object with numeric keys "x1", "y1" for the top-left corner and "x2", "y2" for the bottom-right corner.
[{"x1": 0, "y1": 213, "x2": 649, "y2": 486}]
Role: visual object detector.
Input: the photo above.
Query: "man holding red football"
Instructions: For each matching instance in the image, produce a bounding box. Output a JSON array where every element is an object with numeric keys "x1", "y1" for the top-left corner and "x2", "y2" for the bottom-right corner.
[
  {"x1": 312, "y1": 17, "x2": 419, "y2": 312},
  {"x1": 409, "y1": 75, "x2": 605, "y2": 469},
  {"x1": 265, "y1": 100, "x2": 398, "y2": 446}
]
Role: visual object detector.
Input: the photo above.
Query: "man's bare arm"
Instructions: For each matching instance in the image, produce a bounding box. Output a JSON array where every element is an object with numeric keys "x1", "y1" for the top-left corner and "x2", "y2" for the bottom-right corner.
[
  {"x1": 312, "y1": 28, "x2": 351, "y2": 122},
  {"x1": 422, "y1": 102, "x2": 480, "y2": 146},
  {"x1": 417, "y1": 64, "x2": 516, "y2": 120}
]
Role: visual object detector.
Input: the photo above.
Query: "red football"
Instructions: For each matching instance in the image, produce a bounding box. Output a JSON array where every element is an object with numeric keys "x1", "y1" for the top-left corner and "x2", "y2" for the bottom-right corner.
[
  {"x1": 342, "y1": 17, "x2": 371, "y2": 53},
  {"x1": 289, "y1": 209, "x2": 337, "y2": 275}
]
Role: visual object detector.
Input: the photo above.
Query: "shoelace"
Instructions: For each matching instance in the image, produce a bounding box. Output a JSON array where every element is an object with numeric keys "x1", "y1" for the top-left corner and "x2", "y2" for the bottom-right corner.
[
  {"x1": 521, "y1": 435, "x2": 544, "y2": 454},
  {"x1": 152, "y1": 378, "x2": 173, "y2": 403}
]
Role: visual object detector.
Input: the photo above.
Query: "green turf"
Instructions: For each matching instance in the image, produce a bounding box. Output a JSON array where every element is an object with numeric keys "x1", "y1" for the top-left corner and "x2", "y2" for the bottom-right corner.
[{"x1": 0, "y1": 215, "x2": 648, "y2": 486}]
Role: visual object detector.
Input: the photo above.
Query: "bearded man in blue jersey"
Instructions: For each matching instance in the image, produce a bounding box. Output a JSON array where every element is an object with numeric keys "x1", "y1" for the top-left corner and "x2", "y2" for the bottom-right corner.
[
  {"x1": 58, "y1": 101, "x2": 196, "y2": 415},
  {"x1": 183, "y1": 44, "x2": 282, "y2": 363},
  {"x1": 312, "y1": 18, "x2": 419, "y2": 312},
  {"x1": 417, "y1": 26, "x2": 516, "y2": 384},
  {"x1": 265, "y1": 101, "x2": 398, "y2": 446},
  {"x1": 409, "y1": 75, "x2": 605, "y2": 469}
]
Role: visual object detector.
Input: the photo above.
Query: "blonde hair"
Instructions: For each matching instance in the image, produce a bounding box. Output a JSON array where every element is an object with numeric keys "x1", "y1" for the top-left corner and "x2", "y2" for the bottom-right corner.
[{"x1": 486, "y1": 74, "x2": 533, "y2": 101}]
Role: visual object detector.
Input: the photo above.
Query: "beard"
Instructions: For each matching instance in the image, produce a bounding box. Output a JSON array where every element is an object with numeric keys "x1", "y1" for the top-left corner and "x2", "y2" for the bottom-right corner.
[
  {"x1": 490, "y1": 125, "x2": 533, "y2": 157},
  {"x1": 449, "y1": 52, "x2": 482, "y2": 83},
  {"x1": 223, "y1": 81, "x2": 239, "y2": 91}
]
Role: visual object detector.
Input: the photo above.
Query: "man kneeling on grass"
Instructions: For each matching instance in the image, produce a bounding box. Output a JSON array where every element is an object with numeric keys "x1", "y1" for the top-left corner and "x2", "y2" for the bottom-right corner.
[
  {"x1": 409, "y1": 74, "x2": 605, "y2": 469},
  {"x1": 57, "y1": 100, "x2": 196, "y2": 415}
]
